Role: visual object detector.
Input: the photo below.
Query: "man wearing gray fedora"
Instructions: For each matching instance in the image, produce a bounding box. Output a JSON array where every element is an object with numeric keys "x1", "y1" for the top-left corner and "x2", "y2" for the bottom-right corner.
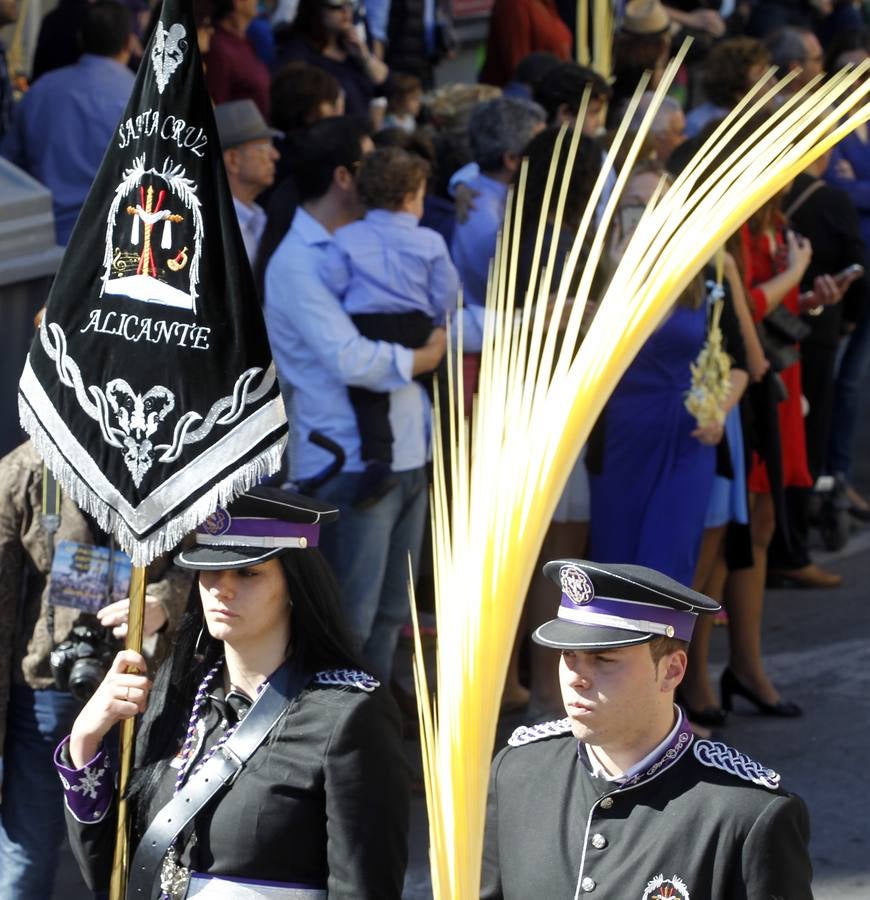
[{"x1": 214, "y1": 99, "x2": 282, "y2": 268}]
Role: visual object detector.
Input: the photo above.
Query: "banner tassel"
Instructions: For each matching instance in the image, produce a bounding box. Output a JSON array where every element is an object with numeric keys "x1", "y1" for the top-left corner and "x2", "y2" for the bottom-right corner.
[{"x1": 19, "y1": 397, "x2": 287, "y2": 567}]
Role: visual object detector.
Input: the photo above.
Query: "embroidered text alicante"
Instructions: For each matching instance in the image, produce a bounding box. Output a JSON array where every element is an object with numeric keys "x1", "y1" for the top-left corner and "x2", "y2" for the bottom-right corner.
[{"x1": 80, "y1": 308, "x2": 211, "y2": 349}]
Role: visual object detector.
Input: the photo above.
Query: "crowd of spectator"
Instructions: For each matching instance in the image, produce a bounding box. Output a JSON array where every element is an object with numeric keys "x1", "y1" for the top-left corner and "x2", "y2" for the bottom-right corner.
[{"x1": 2, "y1": 0, "x2": 870, "y2": 893}]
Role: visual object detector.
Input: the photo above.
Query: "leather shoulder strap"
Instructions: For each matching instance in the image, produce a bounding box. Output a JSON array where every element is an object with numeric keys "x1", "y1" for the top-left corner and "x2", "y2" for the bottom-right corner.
[
  {"x1": 128, "y1": 661, "x2": 310, "y2": 899},
  {"x1": 784, "y1": 179, "x2": 825, "y2": 220}
]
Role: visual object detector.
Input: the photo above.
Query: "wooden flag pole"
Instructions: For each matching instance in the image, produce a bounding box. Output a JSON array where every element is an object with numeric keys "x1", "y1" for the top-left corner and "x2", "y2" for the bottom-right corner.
[
  {"x1": 108, "y1": 564, "x2": 148, "y2": 900},
  {"x1": 576, "y1": 0, "x2": 590, "y2": 65}
]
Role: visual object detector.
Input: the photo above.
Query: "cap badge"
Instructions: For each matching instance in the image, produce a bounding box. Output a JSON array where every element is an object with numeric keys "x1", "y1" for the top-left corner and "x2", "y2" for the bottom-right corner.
[
  {"x1": 641, "y1": 873, "x2": 690, "y2": 900},
  {"x1": 202, "y1": 506, "x2": 231, "y2": 536},
  {"x1": 559, "y1": 564, "x2": 594, "y2": 606}
]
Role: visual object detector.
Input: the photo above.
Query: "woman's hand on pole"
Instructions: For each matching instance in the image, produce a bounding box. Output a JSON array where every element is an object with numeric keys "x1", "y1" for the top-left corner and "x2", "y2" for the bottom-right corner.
[
  {"x1": 69, "y1": 650, "x2": 151, "y2": 769},
  {"x1": 97, "y1": 595, "x2": 168, "y2": 638}
]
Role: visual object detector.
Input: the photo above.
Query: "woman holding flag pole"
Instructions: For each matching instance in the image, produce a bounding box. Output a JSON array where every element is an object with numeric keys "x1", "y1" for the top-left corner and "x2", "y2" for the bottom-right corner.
[{"x1": 53, "y1": 486, "x2": 409, "y2": 899}]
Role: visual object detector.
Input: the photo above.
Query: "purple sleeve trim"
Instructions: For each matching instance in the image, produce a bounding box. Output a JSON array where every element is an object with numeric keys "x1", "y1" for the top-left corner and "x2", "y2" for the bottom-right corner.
[{"x1": 54, "y1": 736, "x2": 115, "y2": 824}]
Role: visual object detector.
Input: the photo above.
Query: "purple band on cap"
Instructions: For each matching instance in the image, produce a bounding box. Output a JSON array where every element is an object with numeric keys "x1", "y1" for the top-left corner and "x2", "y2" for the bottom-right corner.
[
  {"x1": 558, "y1": 593, "x2": 697, "y2": 641},
  {"x1": 197, "y1": 518, "x2": 320, "y2": 546},
  {"x1": 213, "y1": 518, "x2": 320, "y2": 540}
]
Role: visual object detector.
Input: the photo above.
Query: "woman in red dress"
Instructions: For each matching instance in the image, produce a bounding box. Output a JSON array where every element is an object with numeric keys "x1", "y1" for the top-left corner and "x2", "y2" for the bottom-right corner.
[
  {"x1": 479, "y1": 0, "x2": 572, "y2": 87},
  {"x1": 719, "y1": 200, "x2": 813, "y2": 717}
]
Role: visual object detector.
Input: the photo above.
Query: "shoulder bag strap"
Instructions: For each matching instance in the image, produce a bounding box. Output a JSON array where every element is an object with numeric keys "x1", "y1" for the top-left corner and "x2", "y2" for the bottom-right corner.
[
  {"x1": 128, "y1": 660, "x2": 311, "y2": 899},
  {"x1": 40, "y1": 464, "x2": 62, "y2": 643},
  {"x1": 784, "y1": 179, "x2": 825, "y2": 221}
]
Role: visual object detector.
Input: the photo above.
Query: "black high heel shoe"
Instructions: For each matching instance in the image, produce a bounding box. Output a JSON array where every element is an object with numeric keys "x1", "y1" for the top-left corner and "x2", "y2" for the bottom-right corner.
[
  {"x1": 720, "y1": 668, "x2": 802, "y2": 718},
  {"x1": 675, "y1": 689, "x2": 728, "y2": 727}
]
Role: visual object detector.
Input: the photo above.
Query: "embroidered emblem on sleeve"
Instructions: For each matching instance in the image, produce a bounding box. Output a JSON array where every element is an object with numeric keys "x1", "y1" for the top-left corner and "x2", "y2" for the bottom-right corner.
[
  {"x1": 507, "y1": 717, "x2": 573, "y2": 747},
  {"x1": 693, "y1": 739, "x2": 781, "y2": 789},
  {"x1": 313, "y1": 669, "x2": 380, "y2": 692},
  {"x1": 642, "y1": 873, "x2": 691, "y2": 899},
  {"x1": 70, "y1": 763, "x2": 107, "y2": 800}
]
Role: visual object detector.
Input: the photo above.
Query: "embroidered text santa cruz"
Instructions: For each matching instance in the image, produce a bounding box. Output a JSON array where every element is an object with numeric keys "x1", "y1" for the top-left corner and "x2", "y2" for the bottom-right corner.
[{"x1": 117, "y1": 108, "x2": 208, "y2": 158}]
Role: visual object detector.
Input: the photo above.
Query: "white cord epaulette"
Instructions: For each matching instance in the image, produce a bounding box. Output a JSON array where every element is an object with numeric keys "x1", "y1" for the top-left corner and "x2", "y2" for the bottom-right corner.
[
  {"x1": 693, "y1": 739, "x2": 781, "y2": 790},
  {"x1": 508, "y1": 717, "x2": 573, "y2": 747},
  {"x1": 313, "y1": 669, "x2": 380, "y2": 692}
]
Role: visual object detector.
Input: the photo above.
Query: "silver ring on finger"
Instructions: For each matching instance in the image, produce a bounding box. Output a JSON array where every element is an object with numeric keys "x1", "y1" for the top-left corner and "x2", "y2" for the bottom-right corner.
[{"x1": 125, "y1": 686, "x2": 131, "y2": 701}]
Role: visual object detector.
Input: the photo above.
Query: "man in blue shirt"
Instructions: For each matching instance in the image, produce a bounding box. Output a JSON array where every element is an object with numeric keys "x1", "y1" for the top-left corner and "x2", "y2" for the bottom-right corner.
[
  {"x1": 322, "y1": 145, "x2": 458, "y2": 507},
  {"x1": 264, "y1": 117, "x2": 446, "y2": 682},
  {"x1": 450, "y1": 96, "x2": 545, "y2": 311},
  {"x1": 1, "y1": 1, "x2": 134, "y2": 245}
]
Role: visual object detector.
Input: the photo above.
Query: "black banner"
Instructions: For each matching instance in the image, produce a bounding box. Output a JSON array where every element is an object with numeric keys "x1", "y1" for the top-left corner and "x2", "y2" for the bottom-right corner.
[{"x1": 18, "y1": 0, "x2": 287, "y2": 565}]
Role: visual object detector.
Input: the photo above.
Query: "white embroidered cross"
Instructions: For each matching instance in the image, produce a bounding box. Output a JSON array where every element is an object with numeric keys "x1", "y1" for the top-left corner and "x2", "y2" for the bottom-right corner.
[{"x1": 71, "y1": 765, "x2": 106, "y2": 800}]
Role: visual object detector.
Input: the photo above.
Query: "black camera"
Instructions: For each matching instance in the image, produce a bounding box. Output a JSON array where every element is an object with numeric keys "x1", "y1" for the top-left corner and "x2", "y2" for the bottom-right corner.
[{"x1": 49, "y1": 624, "x2": 116, "y2": 702}]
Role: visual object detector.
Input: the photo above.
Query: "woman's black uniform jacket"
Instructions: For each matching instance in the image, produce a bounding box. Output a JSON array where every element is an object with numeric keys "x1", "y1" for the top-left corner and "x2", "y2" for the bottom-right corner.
[
  {"x1": 55, "y1": 669, "x2": 410, "y2": 899},
  {"x1": 481, "y1": 713, "x2": 813, "y2": 900}
]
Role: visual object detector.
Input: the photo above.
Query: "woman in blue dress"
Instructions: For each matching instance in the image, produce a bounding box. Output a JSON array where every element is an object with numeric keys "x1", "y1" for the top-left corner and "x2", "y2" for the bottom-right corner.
[{"x1": 588, "y1": 162, "x2": 723, "y2": 587}]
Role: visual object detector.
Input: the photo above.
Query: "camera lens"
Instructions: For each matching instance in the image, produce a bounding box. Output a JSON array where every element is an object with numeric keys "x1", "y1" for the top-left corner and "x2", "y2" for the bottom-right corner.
[{"x1": 68, "y1": 658, "x2": 108, "y2": 703}]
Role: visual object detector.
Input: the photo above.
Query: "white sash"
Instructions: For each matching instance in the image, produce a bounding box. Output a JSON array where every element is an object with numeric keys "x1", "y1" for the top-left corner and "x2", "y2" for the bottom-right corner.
[{"x1": 186, "y1": 875, "x2": 327, "y2": 899}]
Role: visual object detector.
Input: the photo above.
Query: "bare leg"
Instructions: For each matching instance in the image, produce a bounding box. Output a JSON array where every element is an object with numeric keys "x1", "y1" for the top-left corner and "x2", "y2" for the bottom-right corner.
[
  {"x1": 525, "y1": 520, "x2": 589, "y2": 715},
  {"x1": 724, "y1": 491, "x2": 782, "y2": 705},
  {"x1": 501, "y1": 627, "x2": 531, "y2": 712},
  {"x1": 681, "y1": 525, "x2": 726, "y2": 711}
]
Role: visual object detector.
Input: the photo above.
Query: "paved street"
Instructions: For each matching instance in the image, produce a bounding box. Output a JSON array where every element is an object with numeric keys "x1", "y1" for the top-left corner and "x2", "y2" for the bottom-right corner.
[{"x1": 53, "y1": 404, "x2": 870, "y2": 899}]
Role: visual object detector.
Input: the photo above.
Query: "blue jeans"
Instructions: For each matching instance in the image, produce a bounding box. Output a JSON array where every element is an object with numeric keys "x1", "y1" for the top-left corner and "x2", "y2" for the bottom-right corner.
[
  {"x1": 313, "y1": 467, "x2": 428, "y2": 681},
  {"x1": 828, "y1": 313, "x2": 870, "y2": 480},
  {"x1": 0, "y1": 684, "x2": 82, "y2": 898}
]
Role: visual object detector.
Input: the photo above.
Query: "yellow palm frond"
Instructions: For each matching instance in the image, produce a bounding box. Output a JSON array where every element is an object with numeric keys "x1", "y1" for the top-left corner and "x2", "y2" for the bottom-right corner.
[{"x1": 414, "y1": 55, "x2": 870, "y2": 899}]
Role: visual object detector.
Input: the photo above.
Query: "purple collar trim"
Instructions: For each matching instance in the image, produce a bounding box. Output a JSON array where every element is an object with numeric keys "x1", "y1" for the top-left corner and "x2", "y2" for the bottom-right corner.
[
  {"x1": 558, "y1": 592, "x2": 697, "y2": 640},
  {"x1": 577, "y1": 708, "x2": 694, "y2": 790}
]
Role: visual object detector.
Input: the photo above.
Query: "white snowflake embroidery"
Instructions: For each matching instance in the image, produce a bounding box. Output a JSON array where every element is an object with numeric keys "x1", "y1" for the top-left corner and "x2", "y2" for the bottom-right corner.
[{"x1": 71, "y1": 764, "x2": 106, "y2": 800}]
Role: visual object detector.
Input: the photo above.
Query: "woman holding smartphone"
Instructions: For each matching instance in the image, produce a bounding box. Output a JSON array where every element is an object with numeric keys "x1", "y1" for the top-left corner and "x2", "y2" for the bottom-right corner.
[{"x1": 274, "y1": 0, "x2": 391, "y2": 121}]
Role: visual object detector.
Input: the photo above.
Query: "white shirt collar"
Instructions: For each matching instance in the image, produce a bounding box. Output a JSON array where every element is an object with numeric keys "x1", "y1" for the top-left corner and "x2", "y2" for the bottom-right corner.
[{"x1": 585, "y1": 705, "x2": 683, "y2": 784}]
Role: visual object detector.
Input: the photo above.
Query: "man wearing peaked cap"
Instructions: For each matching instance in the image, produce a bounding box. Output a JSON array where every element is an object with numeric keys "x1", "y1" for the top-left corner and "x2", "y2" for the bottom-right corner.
[
  {"x1": 532, "y1": 559, "x2": 720, "y2": 649},
  {"x1": 480, "y1": 560, "x2": 813, "y2": 900}
]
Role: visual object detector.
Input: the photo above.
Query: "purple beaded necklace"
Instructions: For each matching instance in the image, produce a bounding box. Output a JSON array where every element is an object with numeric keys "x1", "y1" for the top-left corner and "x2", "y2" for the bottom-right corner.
[{"x1": 159, "y1": 658, "x2": 267, "y2": 900}]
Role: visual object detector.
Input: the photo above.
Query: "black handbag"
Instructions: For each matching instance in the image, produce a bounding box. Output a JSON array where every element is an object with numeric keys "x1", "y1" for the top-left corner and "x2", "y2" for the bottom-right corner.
[
  {"x1": 759, "y1": 304, "x2": 811, "y2": 372},
  {"x1": 763, "y1": 304, "x2": 812, "y2": 343}
]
